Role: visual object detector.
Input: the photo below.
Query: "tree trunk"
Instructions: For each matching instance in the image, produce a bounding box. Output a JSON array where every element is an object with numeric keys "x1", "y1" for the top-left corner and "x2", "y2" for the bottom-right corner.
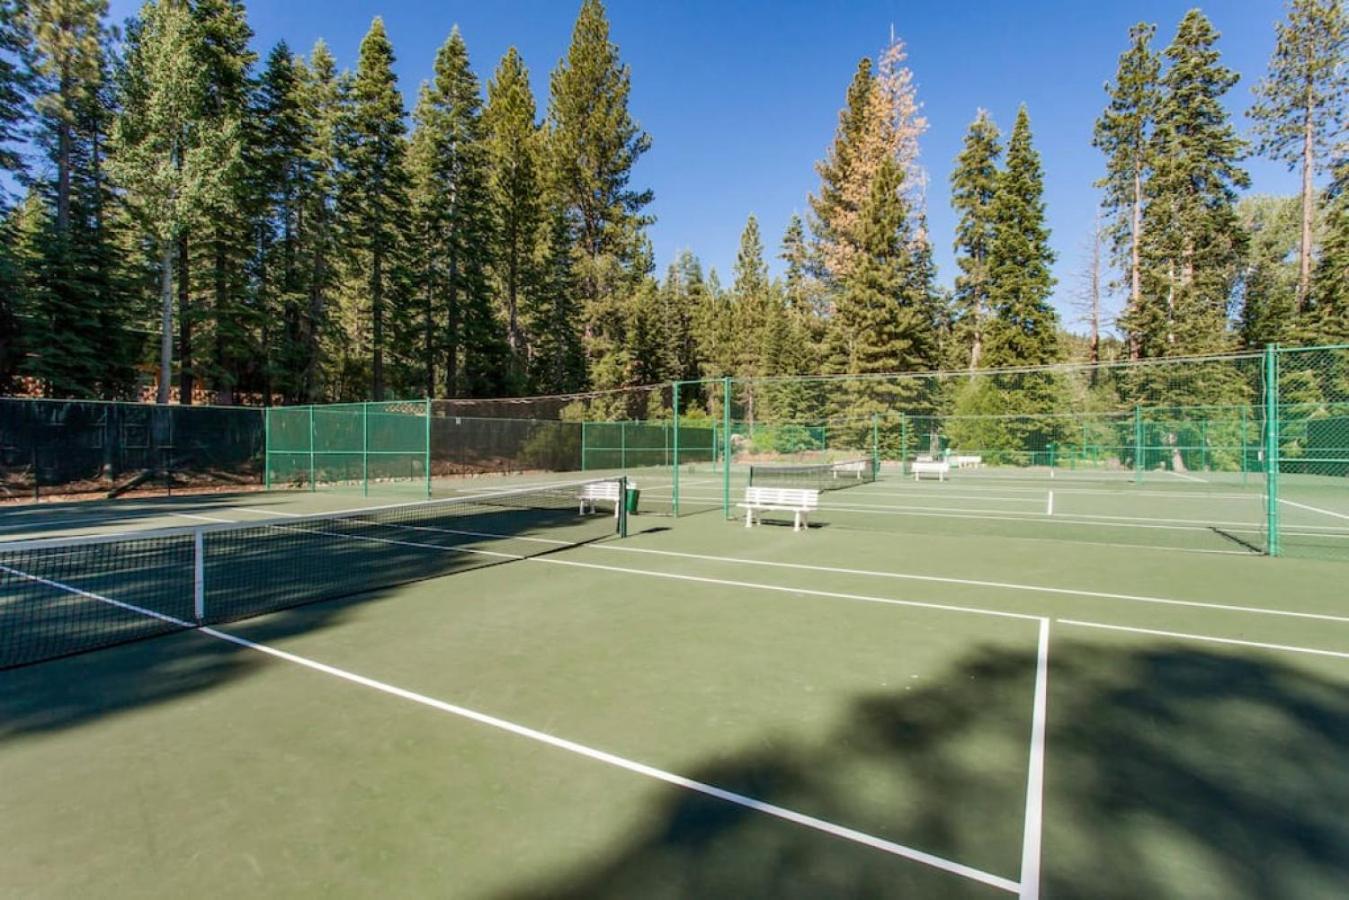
[
  {"x1": 1297, "y1": 97, "x2": 1315, "y2": 311},
  {"x1": 1129, "y1": 165, "x2": 1143, "y2": 360},
  {"x1": 158, "y1": 241, "x2": 174, "y2": 405},
  {"x1": 178, "y1": 232, "x2": 193, "y2": 403},
  {"x1": 56, "y1": 116, "x2": 71, "y2": 237},
  {"x1": 372, "y1": 249, "x2": 384, "y2": 401},
  {"x1": 215, "y1": 242, "x2": 233, "y2": 405},
  {"x1": 446, "y1": 251, "x2": 459, "y2": 397}
]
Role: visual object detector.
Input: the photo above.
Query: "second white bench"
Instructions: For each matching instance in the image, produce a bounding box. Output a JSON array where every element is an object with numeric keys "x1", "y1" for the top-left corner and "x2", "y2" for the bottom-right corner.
[
  {"x1": 578, "y1": 480, "x2": 625, "y2": 518},
  {"x1": 911, "y1": 460, "x2": 951, "y2": 481},
  {"x1": 738, "y1": 486, "x2": 819, "y2": 532}
]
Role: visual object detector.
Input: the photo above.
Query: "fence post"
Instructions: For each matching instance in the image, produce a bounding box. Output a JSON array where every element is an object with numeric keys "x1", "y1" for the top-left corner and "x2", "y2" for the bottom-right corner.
[
  {"x1": 1133, "y1": 404, "x2": 1143, "y2": 484},
  {"x1": 722, "y1": 377, "x2": 731, "y2": 519},
  {"x1": 1265, "y1": 344, "x2": 1281, "y2": 557},
  {"x1": 620, "y1": 420, "x2": 627, "y2": 472},
  {"x1": 308, "y1": 405, "x2": 316, "y2": 492},
  {"x1": 362, "y1": 402, "x2": 370, "y2": 497},
  {"x1": 871, "y1": 413, "x2": 880, "y2": 477},
  {"x1": 263, "y1": 408, "x2": 271, "y2": 491},
  {"x1": 672, "y1": 382, "x2": 681, "y2": 517},
  {"x1": 424, "y1": 397, "x2": 432, "y2": 499},
  {"x1": 1241, "y1": 404, "x2": 1248, "y2": 486}
]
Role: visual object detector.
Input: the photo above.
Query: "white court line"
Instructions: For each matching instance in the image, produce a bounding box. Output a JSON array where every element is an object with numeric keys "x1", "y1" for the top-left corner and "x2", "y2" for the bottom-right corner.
[
  {"x1": 1278, "y1": 498, "x2": 1349, "y2": 523},
  {"x1": 1167, "y1": 470, "x2": 1208, "y2": 483},
  {"x1": 10, "y1": 560, "x2": 1022, "y2": 894},
  {"x1": 212, "y1": 508, "x2": 1349, "y2": 626},
  {"x1": 1057, "y1": 620, "x2": 1349, "y2": 660},
  {"x1": 1019, "y1": 619, "x2": 1050, "y2": 900}
]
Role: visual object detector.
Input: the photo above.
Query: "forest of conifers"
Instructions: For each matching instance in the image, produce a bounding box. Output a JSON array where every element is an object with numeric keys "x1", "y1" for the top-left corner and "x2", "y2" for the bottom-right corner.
[{"x1": 0, "y1": 0, "x2": 1344, "y2": 408}]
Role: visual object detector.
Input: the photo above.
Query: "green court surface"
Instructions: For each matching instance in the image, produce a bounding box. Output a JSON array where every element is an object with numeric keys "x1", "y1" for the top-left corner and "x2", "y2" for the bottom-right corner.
[{"x1": 2, "y1": 476, "x2": 1347, "y2": 899}]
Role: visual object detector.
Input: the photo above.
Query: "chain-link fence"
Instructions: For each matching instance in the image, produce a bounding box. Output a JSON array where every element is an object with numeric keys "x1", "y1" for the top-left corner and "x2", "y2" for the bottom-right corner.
[{"x1": 0, "y1": 398, "x2": 264, "y2": 501}]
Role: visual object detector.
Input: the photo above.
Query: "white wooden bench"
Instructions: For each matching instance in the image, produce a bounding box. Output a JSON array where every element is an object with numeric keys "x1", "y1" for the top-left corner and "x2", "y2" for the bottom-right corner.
[
  {"x1": 833, "y1": 460, "x2": 869, "y2": 480},
  {"x1": 950, "y1": 454, "x2": 982, "y2": 469},
  {"x1": 911, "y1": 460, "x2": 951, "y2": 481},
  {"x1": 578, "y1": 480, "x2": 626, "y2": 518},
  {"x1": 737, "y1": 486, "x2": 819, "y2": 532}
]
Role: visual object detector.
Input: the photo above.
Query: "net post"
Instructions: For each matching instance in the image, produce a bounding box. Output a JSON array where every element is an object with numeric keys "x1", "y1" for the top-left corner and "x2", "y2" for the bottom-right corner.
[
  {"x1": 871, "y1": 413, "x2": 879, "y2": 477},
  {"x1": 362, "y1": 402, "x2": 369, "y2": 497},
  {"x1": 1133, "y1": 404, "x2": 1143, "y2": 484},
  {"x1": 424, "y1": 397, "x2": 432, "y2": 499},
  {"x1": 308, "y1": 405, "x2": 316, "y2": 492},
  {"x1": 722, "y1": 377, "x2": 731, "y2": 519},
  {"x1": 263, "y1": 407, "x2": 271, "y2": 491},
  {"x1": 618, "y1": 475, "x2": 629, "y2": 538},
  {"x1": 193, "y1": 528, "x2": 205, "y2": 622},
  {"x1": 1264, "y1": 344, "x2": 1280, "y2": 556},
  {"x1": 672, "y1": 382, "x2": 681, "y2": 517}
]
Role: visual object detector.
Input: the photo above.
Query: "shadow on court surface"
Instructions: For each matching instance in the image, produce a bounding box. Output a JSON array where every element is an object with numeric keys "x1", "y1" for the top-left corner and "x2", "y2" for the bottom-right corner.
[{"x1": 503, "y1": 642, "x2": 1348, "y2": 900}]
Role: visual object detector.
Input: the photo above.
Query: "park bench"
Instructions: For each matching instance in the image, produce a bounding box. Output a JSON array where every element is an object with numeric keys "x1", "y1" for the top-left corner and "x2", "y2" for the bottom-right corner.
[
  {"x1": 738, "y1": 486, "x2": 819, "y2": 532},
  {"x1": 911, "y1": 460, "x2": 951, "y2": 481},
  {"x1": 578, "y1": 480, "x2": 625, "y2": 518}
]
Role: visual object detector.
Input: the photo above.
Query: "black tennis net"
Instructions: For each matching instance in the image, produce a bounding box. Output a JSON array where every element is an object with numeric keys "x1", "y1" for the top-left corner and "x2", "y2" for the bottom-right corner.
[
  {"x1": 0, "y1": 477, "x2": 627, "y2": 668},
  {"x1": 747, "y1": 458, "x2": 877, "y2": 492}
]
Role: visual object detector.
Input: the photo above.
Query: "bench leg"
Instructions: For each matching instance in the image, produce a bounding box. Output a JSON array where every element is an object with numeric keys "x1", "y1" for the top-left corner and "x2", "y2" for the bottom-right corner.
[
  {"x1": 793, "y1": 510, "x2": 801, "y2": 532},
  {"x1": 745, "y1": 507, "x2": 753, "y2": 528}
]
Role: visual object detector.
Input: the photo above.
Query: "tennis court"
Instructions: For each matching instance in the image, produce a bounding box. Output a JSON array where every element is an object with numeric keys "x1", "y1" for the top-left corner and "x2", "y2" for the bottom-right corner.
[{"x1": 2, "y1": 471, "x2": 1346, "y2": 899}]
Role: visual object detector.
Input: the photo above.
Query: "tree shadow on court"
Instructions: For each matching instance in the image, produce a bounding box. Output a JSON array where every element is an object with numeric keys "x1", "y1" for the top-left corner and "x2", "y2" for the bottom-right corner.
[
  {"x1": 0, "y1": 510, "x2": 616, "y2": 737},
  {"x1": 504, "y1": 640, "x2": 1348, "y2": 900},
  {"x1": 0, "y1": 490, "x2": 295, "y2": 534}
]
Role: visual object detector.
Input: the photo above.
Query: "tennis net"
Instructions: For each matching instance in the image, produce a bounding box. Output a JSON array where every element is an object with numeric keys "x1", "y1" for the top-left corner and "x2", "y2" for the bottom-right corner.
[
  {"x1": 748, "y1": 458, "x2": 877, "y2": 492},
  {"x1": 0, "y1": 477, "x2": 627, "y2": 669}
]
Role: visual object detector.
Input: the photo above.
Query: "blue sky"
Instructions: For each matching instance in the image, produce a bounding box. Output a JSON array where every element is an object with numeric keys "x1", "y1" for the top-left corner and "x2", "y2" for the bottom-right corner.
[{"x1": 105, "y1": 0, "x2": 1300, "y2": 328}]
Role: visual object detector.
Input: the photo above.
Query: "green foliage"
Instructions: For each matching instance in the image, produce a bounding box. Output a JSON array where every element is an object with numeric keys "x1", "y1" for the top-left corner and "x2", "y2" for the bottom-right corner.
[
  {"x1": 950, "y1": 109, "x2": 1001, "y2": 368},
  {"x1": 1237, "y1": 194, "x2": 1302, "y2": 346},
  {"x1": 984, "y1": 106, "x2": 1060, "y2": 369},
  {"x1": 1312, "y1": 157, "x2": 1349, "y2": 340},
  {"x1": 1250, "y1": 0, "x2": 1347, "y2": 170},
  {"x1": 336, "y1": 17, "x2": 409, "y2": 400},
  {"x1": 1138, "y1": 10, "x2": 1249, "y2": 358}
]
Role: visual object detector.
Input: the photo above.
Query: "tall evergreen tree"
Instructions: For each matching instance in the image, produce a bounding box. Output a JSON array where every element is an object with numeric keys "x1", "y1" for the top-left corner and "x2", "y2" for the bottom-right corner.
[
  {"x1": 1250, "y1": 0, "x2": 1347, "y2": 311},
  {"x1": 1312, "y1": 155, "x2": 1349, "y2": 339},
  {"x1": 190, "y1": 0, "x2": 253, "y2": 403},
  {"x1": 336, "y1": 17, "x2": 409, "y2": 400},
  {"x1": 295, "y1": 39, "x2": 342, "y2": 401},
  {"x1": 1094, "y1": 23, "x2": 1160, "y2": 359},
  {"x1": 406, "y1": 28, "x2": 504, "y2": 398},
  {"x1": 252, "y1": 41, "x2": 308, "y2": 401},
  {"x1": 546, "y1": 0, "x2": 652, "y2": 389},
  {"x1": 1237, "y1": 194, "x2": 1302, "y2": 346},
  {"x1": 950, "y1": 109, "x2": 1001, "y2": 368},
  {"x1": 1140, "y1": 10, "x2": 1249, "y2": 357},
  {"x1": 984, "y1": 106, "x2": 1059, "y2": 368},
  {"x1": 111, "y1": 0, "x2": 239, "y2": 403},
  {"x1": 827, "y1": 156, "x2": 935, "y2": 431},
  {"x1": 483, "y1": 47, "x2": 540, "y2": 378},
  {"x1": 524, "y1": 205, "x2": 585, "y2": 392}
]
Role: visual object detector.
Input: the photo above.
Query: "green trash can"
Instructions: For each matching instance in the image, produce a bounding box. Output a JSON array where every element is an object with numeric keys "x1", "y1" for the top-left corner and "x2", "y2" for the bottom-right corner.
[{"x1": 625, "y1": 485, "x2": 640, "y2": 514}]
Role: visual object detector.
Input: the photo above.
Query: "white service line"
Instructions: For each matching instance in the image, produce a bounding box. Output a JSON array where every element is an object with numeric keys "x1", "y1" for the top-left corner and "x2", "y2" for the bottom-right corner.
[
  {"x1": 1056, "y1": 619, "x2": 1349, "y2": 660},
  {"x1": 1018, "y1": 619, "x2": 1050, "y2": 900},
  {"x1": 1167, "y1": 470, "x2": 1208, "y2": 483},
  {"x1": 1277, "y1": 498, "x2": 1349, "y2": 523}
]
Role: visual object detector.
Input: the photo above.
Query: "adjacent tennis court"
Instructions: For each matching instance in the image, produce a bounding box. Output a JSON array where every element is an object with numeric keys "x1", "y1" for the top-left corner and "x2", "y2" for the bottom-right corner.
[{"x1": 2, "y1": 468, "x2": 1346, "y2": 899}]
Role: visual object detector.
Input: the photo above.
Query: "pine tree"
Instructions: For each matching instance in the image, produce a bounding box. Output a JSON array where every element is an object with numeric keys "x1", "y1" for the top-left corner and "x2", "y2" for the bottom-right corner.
[
  {"x1": 406, "y1": 28, "x2": 504, "y2": 398},
  {"x1": 252, "y1": 41, "x2": 308, "y2": 401},
  {"x1": 546, "y1": 0, "x2": 652, "y2": 390},
  {"x1": 727, "y1": 215, "x2": 773, "y2": 422},
  {"x1": 1094, "y1": 22, "x2": 1160, "y2": 359},
  {"x1": 1237, "y1": 194, "x2": 1302, "y2": 346},
  {"x1": 1312, "y1": 156, "x2": 1349, "y2": 339},
  {"x1": 483, "y1": 47, "x2": 541, "y2": 380},
  {"x1": 950, "y1": 109, "x2": 1001, "y2": 368},
  {"x1": 985, "y1": 106, "x2": 1059, "y2": 368},
  {"x1": 525, "y1": 205, "x2": 586, "y2": 392},
  {"x1": 1141, "y1": 10, "x2": 1249, "y2": 358},
  {"x1": 191, "y1": 0, "x2": 253, "y2": 403},
  {"x1": 0, "y1": 0, "x2": 26, "y2": 186},
  {"x1": 1250, "y1": 0, "x2": 1347, "y2": 311},
  {"x1": 111, "y1": 0, "x2": 240, "y2": 403},
  {"x1": 336, "y1": 17, "x2": 409, "y2": 401},
  {"x1": 827, "y1": 157, "x2": 934, "y2": 437},
  {"x1": 809, "y1": 58, "x2": 874, "y2": 285},
  {"x1": 295, "y1": 39, "x2": 342, "y2": 401}
]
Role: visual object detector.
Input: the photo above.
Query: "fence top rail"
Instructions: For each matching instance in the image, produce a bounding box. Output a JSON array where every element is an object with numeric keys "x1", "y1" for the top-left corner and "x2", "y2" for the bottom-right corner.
[{"x1": 0, "y1": 396, "x2": 265, "y2": 412}]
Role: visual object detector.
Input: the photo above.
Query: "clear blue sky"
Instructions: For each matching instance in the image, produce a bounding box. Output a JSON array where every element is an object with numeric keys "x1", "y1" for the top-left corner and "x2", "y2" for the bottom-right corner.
[{"x1": 106, "y1": 0, "x2": 1300, "y2": 328}]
